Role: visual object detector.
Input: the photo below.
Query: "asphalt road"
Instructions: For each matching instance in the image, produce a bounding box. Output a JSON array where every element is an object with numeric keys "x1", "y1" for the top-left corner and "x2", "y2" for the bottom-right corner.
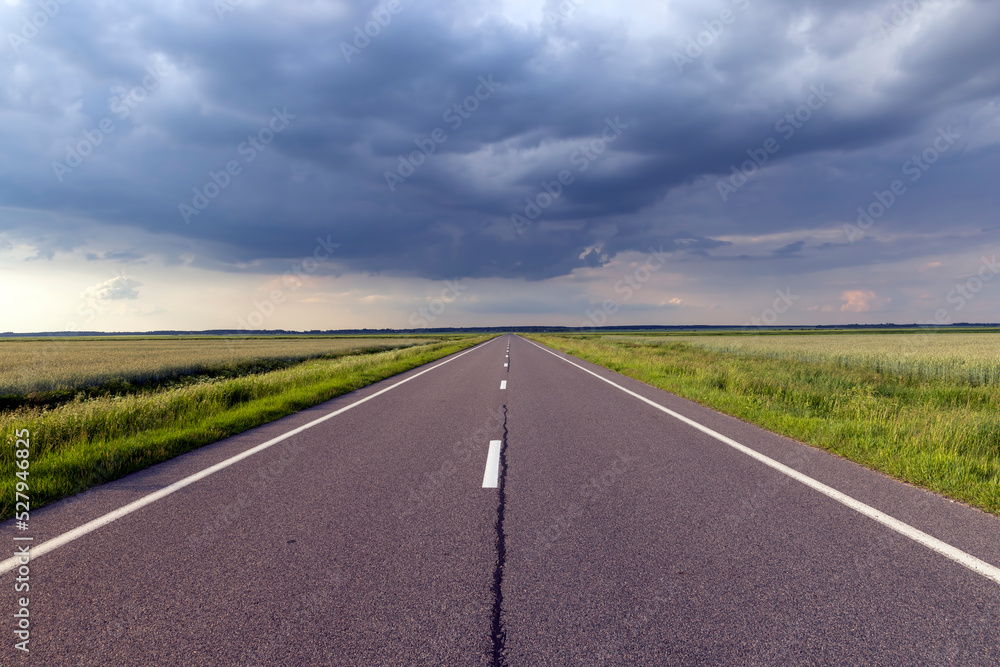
[{"x1": 3, "y1": 334, "x2": 1000, "y2": 665}]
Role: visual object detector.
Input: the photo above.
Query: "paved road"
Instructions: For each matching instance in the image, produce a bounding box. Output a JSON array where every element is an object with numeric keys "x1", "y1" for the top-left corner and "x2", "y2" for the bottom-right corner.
[{"x1": 3, "y1": 334, "x2": 1000, "y2": 665}]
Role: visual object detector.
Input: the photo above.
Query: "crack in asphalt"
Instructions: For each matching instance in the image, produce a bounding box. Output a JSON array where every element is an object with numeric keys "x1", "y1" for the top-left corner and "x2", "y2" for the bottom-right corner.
[{"x1": 490, "y1": 403, "x2": 509, "y2": 666}]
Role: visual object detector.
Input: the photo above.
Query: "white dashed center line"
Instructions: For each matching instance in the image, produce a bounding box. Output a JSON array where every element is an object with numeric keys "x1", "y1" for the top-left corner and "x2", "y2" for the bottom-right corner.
[{"x1": 482, "y1": 440, "x2": 502, "y2": 488}]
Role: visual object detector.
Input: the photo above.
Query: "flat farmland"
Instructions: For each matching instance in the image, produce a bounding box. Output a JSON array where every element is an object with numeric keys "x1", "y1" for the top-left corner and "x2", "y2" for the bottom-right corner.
[
  {"x1": 668, "y1": 331, "x2": 1000, "y2": 385},
  {"x1": 0, "y1": 336, "x2": 435, "y2": 397}
]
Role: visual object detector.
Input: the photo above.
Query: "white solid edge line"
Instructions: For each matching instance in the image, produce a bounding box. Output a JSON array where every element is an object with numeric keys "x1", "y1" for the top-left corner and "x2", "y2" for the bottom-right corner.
[
  {"x1": 0, "y1": 338, "x2": 499, "y2": 576},
  {"x1": 500, "y1": 381, "x2": 507, "y2": 389},
  {"x1": 523, "y1": 337, "x2": 1000, "y2": 586},
  {"x1": 483, "y1": 440, "x2": 502, "y2": 488}
]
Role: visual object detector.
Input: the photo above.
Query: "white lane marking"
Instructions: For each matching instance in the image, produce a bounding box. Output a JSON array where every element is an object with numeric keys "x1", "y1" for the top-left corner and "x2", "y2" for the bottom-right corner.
[
  {"x1": 0, "y1": 338, "x2": 499, "y2": 576},
  {"x1": 524, "y1": 338, "x2": 1000, "y2": 586},
  {"x1": 483, "y1": 440, "x2": 502, "y2": 488},
  {"x1": 500, "y1": 381, "x2": 507, "y2": 389}
]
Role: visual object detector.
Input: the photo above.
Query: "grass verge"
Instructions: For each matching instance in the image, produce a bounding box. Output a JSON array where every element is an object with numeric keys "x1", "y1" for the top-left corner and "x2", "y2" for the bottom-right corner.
[
  {"x1": 1, "y1": 336, "x2": 491, "y2": 518},
  {"x1": 526, "y1": 334, "x2": 1000, "y2": 516}
]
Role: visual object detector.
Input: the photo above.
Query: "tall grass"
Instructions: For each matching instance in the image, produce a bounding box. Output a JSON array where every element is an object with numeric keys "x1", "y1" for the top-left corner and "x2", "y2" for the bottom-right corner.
[
  {"x1": 528, "y1": 334, "x2": 1000, "y2": 515},
  {"x1": 0, "y1": 336, "x2": 436, "y2": 396},
  {"x1": 663, "y1": 332, "x2": 1000, "y2": 386},
  {"x1": 0, "y1": 336, "x2": 489, "y2": 517}
]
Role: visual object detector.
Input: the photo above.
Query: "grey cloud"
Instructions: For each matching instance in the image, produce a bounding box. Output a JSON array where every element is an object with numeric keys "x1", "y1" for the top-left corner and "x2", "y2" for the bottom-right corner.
[{"x1": 0, "y1": 0, "x2": 997, "y2": 289}]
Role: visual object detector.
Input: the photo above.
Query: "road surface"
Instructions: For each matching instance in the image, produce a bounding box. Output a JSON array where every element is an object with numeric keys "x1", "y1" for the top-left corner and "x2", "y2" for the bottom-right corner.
[{"x1": 3, "y1": 334, "x2": 999, "y2": 665}]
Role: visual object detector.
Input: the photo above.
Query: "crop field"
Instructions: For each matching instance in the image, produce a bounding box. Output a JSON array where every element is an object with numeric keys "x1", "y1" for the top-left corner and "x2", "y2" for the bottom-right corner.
[
  {"x1": 660, "y1": 331, "x2": 1000, "y2": 386},
  {"x1": 0, "y1": 336, "x2": 436, "y2": 397},
  {"x1": 528, "y1": 331, "x2": 1000, "y2": 515},
  {"x1": 0, "y1": 334, "x2": 489, "y2": 516}
]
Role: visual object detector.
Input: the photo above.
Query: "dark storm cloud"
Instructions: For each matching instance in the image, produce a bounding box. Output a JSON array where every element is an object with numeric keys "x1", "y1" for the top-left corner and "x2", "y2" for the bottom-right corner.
[{"x1": 1, "y1": 0, "x2": 998, "y2": 281}]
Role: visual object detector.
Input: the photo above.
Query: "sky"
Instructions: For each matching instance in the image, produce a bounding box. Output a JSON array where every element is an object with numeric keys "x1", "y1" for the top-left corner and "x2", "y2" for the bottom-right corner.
[{"x1": 1, "y1": 0, "x2": 998, "y2": 332}]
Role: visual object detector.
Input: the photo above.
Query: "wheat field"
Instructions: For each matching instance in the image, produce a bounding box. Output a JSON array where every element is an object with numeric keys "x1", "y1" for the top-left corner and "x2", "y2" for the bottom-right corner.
[
  {"x1": 0, "y1": 336, "x2": 433, "y2": 396},
  {"x1": 631, "y1": 332, "x2": 1000, "y2": 385}
]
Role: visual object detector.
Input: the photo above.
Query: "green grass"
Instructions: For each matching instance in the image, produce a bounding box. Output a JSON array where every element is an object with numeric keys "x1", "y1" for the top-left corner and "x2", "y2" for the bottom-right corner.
[
  {"x1": 0, "y1": 335, "x2": 491, "y2": 517},
  {"x1": 526, "y1": 333, "x2": 1000, "y2": 515},
  {"x1": 0, "y1": 335, "x2": 441, "y2": 397},
  {"x1": 666, "y1": 331, "x2": 1000, "y2": 386}
]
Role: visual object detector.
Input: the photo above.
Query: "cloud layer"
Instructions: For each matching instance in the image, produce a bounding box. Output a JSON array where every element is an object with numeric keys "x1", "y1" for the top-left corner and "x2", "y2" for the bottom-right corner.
[{"x1": 1, "y1": 0, "x2": 999, "y2": 329}]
